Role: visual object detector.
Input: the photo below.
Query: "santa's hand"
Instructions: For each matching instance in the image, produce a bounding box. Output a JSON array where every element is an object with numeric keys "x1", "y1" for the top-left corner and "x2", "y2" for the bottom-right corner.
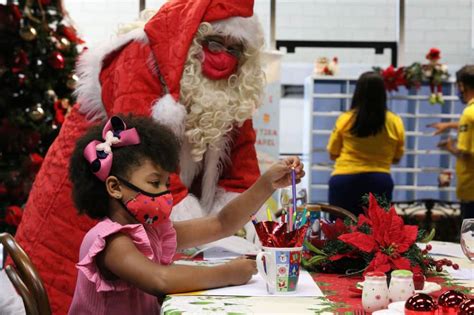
[{"x1": 263, "y1": 156, "x2": 305, "y2": 189}]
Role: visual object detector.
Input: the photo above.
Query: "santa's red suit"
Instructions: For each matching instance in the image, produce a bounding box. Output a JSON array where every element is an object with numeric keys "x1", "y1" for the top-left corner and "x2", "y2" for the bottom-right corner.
[{"x1": 12, "y1": 1, "x2": 264, "y2": 313}]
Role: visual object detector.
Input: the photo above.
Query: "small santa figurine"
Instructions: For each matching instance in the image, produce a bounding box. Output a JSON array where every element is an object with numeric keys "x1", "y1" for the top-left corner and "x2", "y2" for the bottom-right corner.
[{"x1": 423, "y1": 48, "x2": 449, "y2": 105}]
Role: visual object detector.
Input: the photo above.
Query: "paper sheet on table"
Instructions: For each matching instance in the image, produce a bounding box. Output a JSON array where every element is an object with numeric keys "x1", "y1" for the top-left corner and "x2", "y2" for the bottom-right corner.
[
  {"x1": 193, "y1": 270, "x2": 323, "y2": 297},
  {"x1": 444, "y1": 266, "x2": 474, "y2": 280},
  {"x1": 194, "y1": 236, "x2": 260, "y2": 261},
  {"x1": 417, "y1": 241, "x2": 465, "y2": 258},
  {"x1": 171, "y1": 267, "x2": 324, "y2": 297}
]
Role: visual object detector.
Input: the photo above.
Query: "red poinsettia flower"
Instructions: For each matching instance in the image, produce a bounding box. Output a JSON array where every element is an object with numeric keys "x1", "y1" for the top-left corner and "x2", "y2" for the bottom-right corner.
[
  {"x1": 311, "y1": 219, "x2": 349, "y2": 249},
  {"x1": 338, "y1": 194, "x2": 418, "y2": 274},
  {"x1": 381, "y1": 65, "x2": 406, "y2": 92},
  {"x1": 322, "y1": 219, "x2": 349, "y2": 240}
]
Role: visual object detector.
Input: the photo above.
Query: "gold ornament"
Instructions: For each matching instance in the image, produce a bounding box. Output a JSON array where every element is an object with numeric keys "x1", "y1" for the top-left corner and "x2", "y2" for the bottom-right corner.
[
  {"x1": 45, "y1": 89, "x2": 57, "y2": 103},
  {"x1": 28, "y1": 103, "x2": 45, "y2": 121},
  {"x1": 56, "y1": 37, "x2": 71, "y2": 51},
  {"x1": 66, "y1": 74, "x2": 79, "y2": 89},
  {"x1": 19, "y1": 26, "x2": 38, "y2": 41}
]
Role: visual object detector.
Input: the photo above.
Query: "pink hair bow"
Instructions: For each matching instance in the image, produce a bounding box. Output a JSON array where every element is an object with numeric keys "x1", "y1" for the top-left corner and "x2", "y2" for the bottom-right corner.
[{"x1": 83, "y1": 116, "x2": 140, "y2": 181}]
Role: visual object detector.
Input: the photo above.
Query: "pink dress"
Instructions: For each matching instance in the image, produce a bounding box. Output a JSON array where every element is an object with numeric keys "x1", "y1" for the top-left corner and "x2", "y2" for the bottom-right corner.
[{"x1": 68, "y1": 218, "x2": 177, "y2": 315}]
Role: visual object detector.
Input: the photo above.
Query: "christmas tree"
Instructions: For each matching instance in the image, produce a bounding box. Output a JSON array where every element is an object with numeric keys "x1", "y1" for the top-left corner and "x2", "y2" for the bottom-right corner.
[{"x1": 0, "y1": 0, "x2": 84, "y2": 234}]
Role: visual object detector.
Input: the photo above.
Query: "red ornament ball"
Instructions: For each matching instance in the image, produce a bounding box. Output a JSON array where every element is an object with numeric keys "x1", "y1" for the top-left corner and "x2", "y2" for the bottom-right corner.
[
  {"x1": 48, "y1": 51, "x2": 65, "y2": 69},
  {"x1": 460, "y1": 299, "x2": 474, "y2": 315},
  {"x1": 405, "y1": 293, "x2": 438, "y2": 311},
  {"x1": 438, "y1": 290, "x2": 467, "y2": 310}
]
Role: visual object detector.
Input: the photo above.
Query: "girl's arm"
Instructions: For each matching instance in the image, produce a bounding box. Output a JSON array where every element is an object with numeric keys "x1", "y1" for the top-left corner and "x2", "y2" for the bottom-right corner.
[
  {"x1": 98, "y1": 233, "x2": 257, "y2": 295},
  {"x1": 173, "y1": 157, "x2": 304, "y2": 250}
]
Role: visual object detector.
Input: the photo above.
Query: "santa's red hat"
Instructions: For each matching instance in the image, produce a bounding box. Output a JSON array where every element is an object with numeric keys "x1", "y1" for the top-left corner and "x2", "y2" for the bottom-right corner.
[
  {"x1": 75, "y1": 0, "x2": 263, "y2": 136},
  {"x1": 146, "y1": 0, "x2": 263, "y2": 134}
]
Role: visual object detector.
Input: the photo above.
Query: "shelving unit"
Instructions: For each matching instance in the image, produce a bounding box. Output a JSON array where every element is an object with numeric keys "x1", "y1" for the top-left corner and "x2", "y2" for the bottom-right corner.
[{"x1": 303, "y1": 75, "x2": 464, "y2": 203}]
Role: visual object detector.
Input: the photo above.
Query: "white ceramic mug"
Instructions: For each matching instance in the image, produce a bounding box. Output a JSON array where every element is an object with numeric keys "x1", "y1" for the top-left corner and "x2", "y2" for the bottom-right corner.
[{"x1": 256, "y1": 246, "x2": 303, "y2": 294}]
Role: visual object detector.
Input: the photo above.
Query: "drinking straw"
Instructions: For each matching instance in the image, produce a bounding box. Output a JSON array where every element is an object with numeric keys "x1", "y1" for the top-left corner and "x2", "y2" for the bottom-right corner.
[
  {"x1": 299, "y1": 208, "x2": 308, "y2": 228},
  {"x1": 266, "y1": 206, "x2": 272, "y2": 221},
  {"x1": 288, "y1": 206, "x2": 293, "y2": 232},
  {"x1": 292, "y1": 210, "x2": 297, "y2": 230},
  {"x1": 251, "y1": 215, "x2": 258, "y2": 225},
  {"x1": 291, "y1": 167, "x2": 297, "y2": 218}
]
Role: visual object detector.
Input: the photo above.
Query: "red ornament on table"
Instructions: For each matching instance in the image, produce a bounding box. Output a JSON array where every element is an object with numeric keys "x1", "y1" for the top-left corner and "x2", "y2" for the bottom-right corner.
[
  {"x1": 460, "y1": 299, "x2": 474, "y2": 315},
  {"x1": 438, "y1": 290, "x2": 467, "y2": 315},
  {"x1": 48, "y1": 51, "x2": 65, "y2": 69},
  {"x1": 405, "y1": 293, "x2": 438, "y2": 315}
]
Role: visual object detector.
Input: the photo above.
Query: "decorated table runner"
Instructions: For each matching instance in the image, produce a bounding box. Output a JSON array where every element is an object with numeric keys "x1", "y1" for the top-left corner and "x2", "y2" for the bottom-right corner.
[{"x1": 162, "y1": 253, "x2": 472, "y2": 315}]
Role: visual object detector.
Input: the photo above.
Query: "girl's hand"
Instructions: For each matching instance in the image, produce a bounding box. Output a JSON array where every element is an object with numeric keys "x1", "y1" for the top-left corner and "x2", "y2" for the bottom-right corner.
[
  {"x1": 225, "y1": 258, "x2": 257, "y2": 286},
  {"x1": 263, "y1": 156, "x2": 305, "y2": 189}
]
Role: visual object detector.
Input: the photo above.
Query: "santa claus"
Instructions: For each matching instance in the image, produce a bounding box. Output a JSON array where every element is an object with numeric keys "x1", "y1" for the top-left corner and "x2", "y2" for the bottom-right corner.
[{"x1": 12, "y1": 0, "x2": 265, "y2": 313}]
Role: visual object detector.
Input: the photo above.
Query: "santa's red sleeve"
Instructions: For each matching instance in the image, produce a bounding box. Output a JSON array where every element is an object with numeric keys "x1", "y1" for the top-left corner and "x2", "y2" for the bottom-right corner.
[{"x1": 218, "y1": 119, "x2": 260, "y2": 192}]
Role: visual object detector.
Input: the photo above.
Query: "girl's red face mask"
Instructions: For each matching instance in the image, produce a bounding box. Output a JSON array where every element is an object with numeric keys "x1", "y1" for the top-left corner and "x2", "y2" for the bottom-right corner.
[
  {"x1": 118, "y1": 177, "x2": 173, "y2": 227},
  {"x1": 201, "y1": 46, "x2": 239, "y2": 80}
]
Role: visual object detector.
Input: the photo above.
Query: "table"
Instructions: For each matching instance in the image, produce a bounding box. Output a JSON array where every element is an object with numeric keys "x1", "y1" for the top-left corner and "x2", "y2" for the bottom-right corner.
[{"x1": 162, "y1": 242, "x2": 473, "y2": 314}]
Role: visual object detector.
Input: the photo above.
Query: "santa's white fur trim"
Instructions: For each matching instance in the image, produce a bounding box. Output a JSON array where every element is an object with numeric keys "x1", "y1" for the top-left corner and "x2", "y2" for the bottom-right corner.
[
  {"x1": 211, "y1": 15, "x2": 264, "y2": 49},
  {"x1": 75, "y1": 28, "x2": 149, "y2": 121},
  {"x1": 170, "y1": 194, "x2": 205, "y2": 222},
  {"x1": 179, "y1": 138, "x2": 203, "y2": 188},
  {"x1": 208, "y1": 188, "x2": 240, "y2": 215},
  {"x1": 200, "y1": 136, "x2": 233, "y2": 211},
  {"x1": 151, "y1": 94, "x2": 187, "y2": 137},
  {"x1": 208, "y1": 189, "x2": 265, "y2": 244}
]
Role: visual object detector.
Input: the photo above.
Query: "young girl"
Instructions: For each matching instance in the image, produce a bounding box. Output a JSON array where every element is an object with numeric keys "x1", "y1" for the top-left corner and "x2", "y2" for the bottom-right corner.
[{"x1": 68, "y1": 115, "x2": 304, "y2": 314}]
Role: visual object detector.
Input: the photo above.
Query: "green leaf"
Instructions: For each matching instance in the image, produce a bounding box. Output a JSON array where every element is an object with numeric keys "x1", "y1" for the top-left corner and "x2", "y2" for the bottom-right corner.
[
  {"x1": 163, "y1": 310, "x2": 183, "y2": 315},
  {"x1": 304, "y1": 240, "x2": 327, "y2": 256},
  {"x1": 307, "y1": 255, "x2": 327, "y2": 265},
  {"x1": 420, "y1": 228, "x2": 436, "y2": 243}
]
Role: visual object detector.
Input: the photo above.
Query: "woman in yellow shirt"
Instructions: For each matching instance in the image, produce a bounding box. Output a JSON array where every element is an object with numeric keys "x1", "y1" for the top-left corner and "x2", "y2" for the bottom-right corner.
[{"x1": 327, "y1": 72, "x2": 405, "y2": 215}]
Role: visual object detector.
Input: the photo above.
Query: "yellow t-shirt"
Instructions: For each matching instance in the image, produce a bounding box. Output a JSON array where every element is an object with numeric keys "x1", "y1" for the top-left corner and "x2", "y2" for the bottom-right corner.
[
  {"x1": 456, "y1": 99, "x2": 474, "y2": 201},
  {"x1": 327, "y1": 110, "x2": 405, "y2": 175}
]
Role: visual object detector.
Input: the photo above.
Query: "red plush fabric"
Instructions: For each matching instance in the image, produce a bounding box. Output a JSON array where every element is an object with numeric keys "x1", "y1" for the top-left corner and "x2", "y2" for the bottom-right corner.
[
  {"x1": 12, "y1": 107, "x2": 97, "y2": 315},
  {"x1": 11, "y1": 1, "x2": 260, "y2": 314}
]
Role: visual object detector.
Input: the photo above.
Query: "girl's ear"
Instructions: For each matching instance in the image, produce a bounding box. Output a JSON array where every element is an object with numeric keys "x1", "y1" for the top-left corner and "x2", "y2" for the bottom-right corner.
[{"x1": 105, "y1": 176, "x2": 122, "y2": 199}]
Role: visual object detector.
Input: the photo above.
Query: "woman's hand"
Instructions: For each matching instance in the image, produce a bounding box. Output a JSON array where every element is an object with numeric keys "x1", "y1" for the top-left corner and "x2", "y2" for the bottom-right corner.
[
  {"x1": 263, "y1": 156, "x2": 305, "y2": 189},
  {"x1": 224, "y1": 258, "x2": 257, "y2": 286}
]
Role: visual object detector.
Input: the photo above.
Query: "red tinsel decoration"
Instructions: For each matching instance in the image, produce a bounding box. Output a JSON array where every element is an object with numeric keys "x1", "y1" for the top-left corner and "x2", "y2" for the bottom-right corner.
[{"x1": 254, "y1": 221, "x2": 308, "y2": 248}]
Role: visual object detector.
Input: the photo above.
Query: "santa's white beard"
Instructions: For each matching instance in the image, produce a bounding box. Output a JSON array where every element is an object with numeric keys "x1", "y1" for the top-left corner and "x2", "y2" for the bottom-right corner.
[{"x1": 179, "y1": 31, "x2": 264, "y2": 162}]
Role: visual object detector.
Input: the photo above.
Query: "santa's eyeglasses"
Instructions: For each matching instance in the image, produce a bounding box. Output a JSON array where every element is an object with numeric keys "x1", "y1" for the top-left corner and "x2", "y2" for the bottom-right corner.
[{"x1": 203, "y1": 38, "x2": 243, "y2": 58}]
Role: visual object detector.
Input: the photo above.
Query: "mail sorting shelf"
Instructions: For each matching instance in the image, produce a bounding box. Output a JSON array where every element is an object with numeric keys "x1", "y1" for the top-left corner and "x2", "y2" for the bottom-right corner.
[{"x1": 302, "y1": 76, "x2": 464, "y2": 204}]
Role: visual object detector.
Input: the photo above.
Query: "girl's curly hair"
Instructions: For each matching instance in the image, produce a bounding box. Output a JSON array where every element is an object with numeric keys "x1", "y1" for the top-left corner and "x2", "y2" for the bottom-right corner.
[{"x1": 69, "y1": 115, "x2": 180, "y2": 219}]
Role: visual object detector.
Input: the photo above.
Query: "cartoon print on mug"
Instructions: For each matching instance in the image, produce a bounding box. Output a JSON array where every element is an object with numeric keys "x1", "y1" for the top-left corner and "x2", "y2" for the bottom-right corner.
[
  {"x1": 289, "y1": 263, "x2": 299, "y2": 277},
  {"x1": 289, "y1": 277, "x2": 298, "y2": 290},
  {"x1": 277, "y1": 278, "x2": 288, "y2": 291},
  {"x1": 290, "y1": 251, "x2": 301, "y2": 264},
  {"x1": 277, "y1": 265, "x2": 288, "y2": 276},
  {"x1": 278, "y1": 251, "x2": 289, "y2": 264}
]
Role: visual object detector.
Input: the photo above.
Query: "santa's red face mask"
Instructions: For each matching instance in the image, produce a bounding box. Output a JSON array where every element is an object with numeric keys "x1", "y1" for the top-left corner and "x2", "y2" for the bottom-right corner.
[{"x1": 201, "y1": 46, "x2": 239, "y2": 80}]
